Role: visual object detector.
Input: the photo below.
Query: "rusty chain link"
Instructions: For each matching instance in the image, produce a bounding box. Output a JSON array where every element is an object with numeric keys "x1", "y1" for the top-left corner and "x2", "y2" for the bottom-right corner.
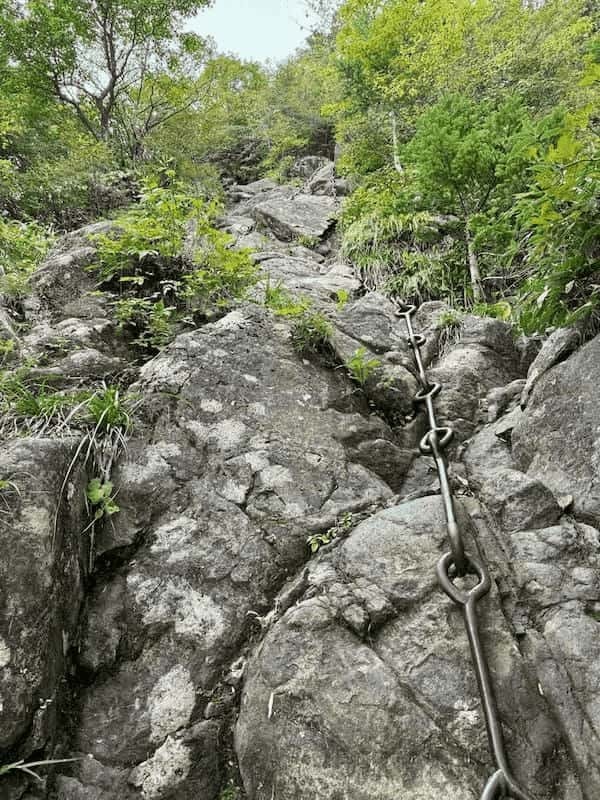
[{"x1": 392, "y1": 299, "x2": 535, "y2": 800}]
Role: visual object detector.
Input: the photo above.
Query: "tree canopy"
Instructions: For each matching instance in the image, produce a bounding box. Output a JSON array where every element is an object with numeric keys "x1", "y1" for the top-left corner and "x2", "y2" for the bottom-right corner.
[{"x1": 0, "y1": 0, "x2": 597, "y2": 333}]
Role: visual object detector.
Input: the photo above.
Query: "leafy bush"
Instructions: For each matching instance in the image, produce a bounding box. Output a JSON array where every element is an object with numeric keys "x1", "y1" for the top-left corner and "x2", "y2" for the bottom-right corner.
[
  {"x1": 94, "y1": 179, "x2": 258, "y2": 349},
  {"x1": 340, "y1": 168, "x2": 464, "y2": 300},
  {"x1": 0, "y1": 218, "x2": 54, "y2": 298},
  {"x1": 513, "y1": 110, "x2": 600, "y2": 333}
]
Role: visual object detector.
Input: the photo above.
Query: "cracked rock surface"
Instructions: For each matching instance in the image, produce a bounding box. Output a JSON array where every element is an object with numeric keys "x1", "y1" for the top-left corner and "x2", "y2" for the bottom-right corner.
[{"x1": 0, "y1": 164, "x2": 598, "y2": 800}]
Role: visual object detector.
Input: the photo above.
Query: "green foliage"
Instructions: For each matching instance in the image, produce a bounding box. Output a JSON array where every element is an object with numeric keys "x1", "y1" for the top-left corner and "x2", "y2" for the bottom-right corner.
[
  {"x1": 340, "y1": 167, "x2": 465, "y2": 301},
  {"x1": 512, "y1": 110, "x2": 600, "y2": 333},
  {"x1": 290, "y1": 312, "x2": 334, "y2": 357},
  {"x1": 0, "y1": 372, "x2": 88, "y2": 436},
  {"x1": 86, "y1": 386, "x2": 133, "y2": 434},
  {"x1": 334, "y1": 288, "x2": 350, "y2": 310},
  {"x1": 218, "y1": 785, "x2": 240, "y2": 800},
  {"x1": 472, "y1": 301, "x2": 513, "y2": 322},
  {"x1": 94, "y1": 181, "x2": 198, "y2": 282},
  {"x1": 0, "y1": 372, "x2": 135, "y2": 441},
  {"x1": 404, "y1": 94, "x2": 531, "y2": 217},
  {"x1": 345, "y1": 347, "x2": 381, "y2": 386},
  {"x1": 86, "y1": 479, "x2": 120, "y2": 521},
  {"x1": 260, "y1": 37, "x2": 339, "y2": 176},
  {"x1": 9, "y1": 0, "x2": 212, "y2": 154},
  {"x1": 0, "y1": 218, "x2": 54, "y2": 298},
  {"x1": 307, "y1": 512, "x2": 354, "y2": 553},
  {"x1": 264, "y1": 282, "x2": 312, "y2": 318},
  {"x1": 294, "y1": 234, "x2": 321, "y2": 249},
  {"x1": 114, "y1": 298, "x2": 176, "y2": 349},
  {"x1": 332, "y1": 0, "x2": 598, "y2": 329},
  {"x1": 437, "y1": 310, "x2": 464, "y2": 330},
  {"x1": 94, "y1": 180, "x2": 258, "y2": 349}
]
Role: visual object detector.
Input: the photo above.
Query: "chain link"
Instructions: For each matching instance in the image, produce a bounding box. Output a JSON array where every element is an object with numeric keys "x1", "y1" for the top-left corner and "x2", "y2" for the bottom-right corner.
[{"x1": 392, "y1": 298, "x2": 535, "y2": 800}]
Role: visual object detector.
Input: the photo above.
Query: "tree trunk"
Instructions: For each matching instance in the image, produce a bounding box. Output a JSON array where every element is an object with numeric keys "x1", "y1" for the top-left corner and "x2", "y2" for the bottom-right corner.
[
  {"x1": 390, "y1": 110, "x2": 404, "y2": 175},
  {"x1": 465, "y1": 223, "x2": 485, "y2": 303}
]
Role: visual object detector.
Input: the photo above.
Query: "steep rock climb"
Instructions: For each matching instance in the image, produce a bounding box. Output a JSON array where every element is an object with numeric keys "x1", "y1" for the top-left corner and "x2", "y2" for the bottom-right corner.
[{"x1": 0, "y1": 160, "x2": 598, "y2": 800}]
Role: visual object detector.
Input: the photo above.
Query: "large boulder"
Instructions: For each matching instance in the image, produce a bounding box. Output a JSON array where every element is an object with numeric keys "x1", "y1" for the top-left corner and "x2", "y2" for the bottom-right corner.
[
  {"x1": 57, "y1": 306, "x2": 406, "y2": 799},
  {"x1": 253, "y1": 193, "x2": 336, "y2": 242},
  {"x1": 507, "y1": 519, "x2": 600, "y2": 798},
  {"x1": 236, "y1": 497, "x2": 577, "y2": 799},
  {"x1": 261, "y1": 255, "x2": 359, "y2": 303},
  {"x1": 306, "y1": 161, "x2": 335, "y2": 195},
  {"x1": 0, "y1": 439, "x2": 87, "y2": 788},
  {"x1": 512, "y1": 333, "x2": 600, "y2": 526}
]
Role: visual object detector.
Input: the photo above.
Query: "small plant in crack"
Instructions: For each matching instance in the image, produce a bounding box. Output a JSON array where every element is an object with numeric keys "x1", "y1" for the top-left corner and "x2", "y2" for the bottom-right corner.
[
  {"x1": 307, "y1": 512, "x2": 354, "y2": 554},
  {"x1": 334, "y1": 288, "x2": 350, "y2": 310},
  {"x1": 85, "y1": 479, "x2": 120, "y2": 524},
  {"x1": 218, "y1": 783, "x2": 240, "y2": 800},
  {"x1": 291, "y1": 311, "x2": 334, "y2": 359},
  {"x1": 293, "y1": 233, "x2": 320, "y2": 250},
  {"x1": 345, "y1": 347, "x2": 381, "y2": 387},
  {"x1": 53, "y1": 384, "x2": 138, "y2": 570},
  {"x1": 263, "y1": 278, "x2": 310, "y2": 318},
  {"x1": 436, "y1": 308, "x2": 464, "y2": 355}
]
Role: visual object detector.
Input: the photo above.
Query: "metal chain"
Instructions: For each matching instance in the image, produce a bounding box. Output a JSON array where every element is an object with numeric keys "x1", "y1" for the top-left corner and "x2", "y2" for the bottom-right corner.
[{"x1": 392, "y1": 298, "x2": 535, "y2": 800}]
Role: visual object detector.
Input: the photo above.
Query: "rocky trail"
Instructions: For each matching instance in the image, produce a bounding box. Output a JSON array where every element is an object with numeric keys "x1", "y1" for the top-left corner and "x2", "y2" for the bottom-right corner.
[{"x1": 1, "y1": 157, "x2": 599, "y2": 800}]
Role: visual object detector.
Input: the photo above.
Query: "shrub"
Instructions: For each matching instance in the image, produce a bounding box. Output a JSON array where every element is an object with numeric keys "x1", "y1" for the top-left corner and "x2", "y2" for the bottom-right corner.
[
  {"x1": 512, "y1": 111, "x2": 600, "y2": 333},
  {"x1": 94, "y1": 179, "x2": 259, "y2": 349},
  {"x1": 0, "y1": 218, "x2": 54, "y2": 299}
]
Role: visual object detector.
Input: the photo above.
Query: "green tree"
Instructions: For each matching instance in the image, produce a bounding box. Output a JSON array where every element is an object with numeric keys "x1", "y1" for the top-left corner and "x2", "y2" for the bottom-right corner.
[
  {"x1": 9, "y1": 0, "x2": 212, "y2": 159},
  {"x1": 513, "y1": 106, "x2": 600, "y2": 332},
  {"x1": 332, "y1": 0, "x2": 594, "y2": 177},
  {"x1": 404, "y1": 94, "x2": 532, "y2": 301}
]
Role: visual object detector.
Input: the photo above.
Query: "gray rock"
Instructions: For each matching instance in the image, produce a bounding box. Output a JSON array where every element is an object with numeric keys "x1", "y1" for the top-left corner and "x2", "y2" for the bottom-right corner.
[
  {"x1": 233, "y1": 231, "x2": 275, "y2": 253},
  {"x1": 428, "y1": 316, "x2": 524, "y2": 442},
  {"x1": 261, "y1": 255, "x2": 359, "y2": 302},
  {"x1": 63, "y1": 306, "x2": 399, "y2": 797},
  {"x1": 477, "y1": 466, "x2": 562, "y2": 532},
  {"x1": 220, "y1": 215, "x2": 255, "y2": 236},
  {"x1": 0, "y1": 438, "x2": 87, "y2": 754},
  {"x1": 231, "y1": 178, "x2": 279, "y2": 197},
  {"x1": 507, "y1": 520, "x2": 600, "y2": 797},
  {"x1": 487, "y1": 379, "x2": 526, "y2": 422},
  {"x1": 28, "y1": 349, "x2": 126, "y2": 388},
  {"x1": 288, "y1": 244, "x2": 325, "y2": 263},
  {"x1": 236, "y1": 497, "x2": 575, "y2": 799},
  {"x1": 306, "y1": 161, "x2": 335, "y2": 195},
  {"x1": 253, "y1": 194, "x2": 336, "y2": 242},
  {"x1": 334, "y1": 177, "x2": 351, "y2": 196},
  {"x1": 464, "y1": 424, "x2": 516, "y2": 482},
  {"x1": 291, "y1": 155, "x2": 330, "y2": 178},
  {"x1": 512, "y1": 333, "x2": 600, "y2": 526},
  {"x1": 5, "y1": 180, "x2": 597, "y2": 800},
  {"x1": 334, "y1": 292, "x2": 408, "y2": 356},
  {"x1": 521, "y1": 327, "x2": 581, "y2": 408}
]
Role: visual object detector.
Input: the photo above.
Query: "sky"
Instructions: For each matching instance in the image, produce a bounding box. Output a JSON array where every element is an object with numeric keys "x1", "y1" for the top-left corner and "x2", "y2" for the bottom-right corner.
[{"x1": 190, "y1": 0, "x2": 316, "y2": 64}]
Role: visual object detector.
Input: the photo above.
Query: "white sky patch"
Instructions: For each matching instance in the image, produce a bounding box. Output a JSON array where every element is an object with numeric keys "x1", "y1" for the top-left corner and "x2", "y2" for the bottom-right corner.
[{"x1": 190, "y1": 0, "x2": 318, "y2": 64}]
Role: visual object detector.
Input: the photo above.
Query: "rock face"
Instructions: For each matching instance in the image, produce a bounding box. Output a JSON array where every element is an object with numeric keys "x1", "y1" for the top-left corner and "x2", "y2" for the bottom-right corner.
[
  {"x1": 236, "y1": 498, "x2": 575, "y2": 800},
  {"x1": 0, "y1": 439, "x2": 88, "y2": 799},
  {"x1": 253, "y1": 193, "x2": 336, "y2": 242},
  {"x1": 513, "y1": 334, "x2": 600, "y2": 526},
  {"x1": 0, "y1": 160, "x2": 599, "y2": 800}
]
